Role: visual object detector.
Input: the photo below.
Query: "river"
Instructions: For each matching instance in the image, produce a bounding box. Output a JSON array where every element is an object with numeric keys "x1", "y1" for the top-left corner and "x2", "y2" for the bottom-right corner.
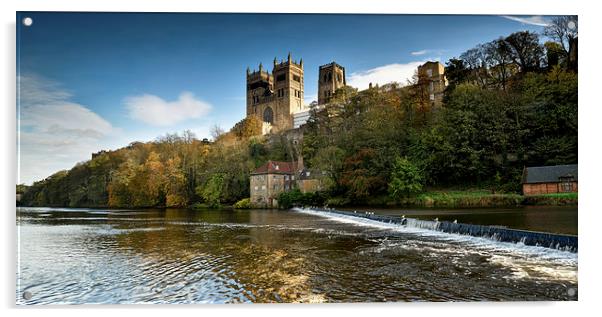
[
  {"x1": 16, "y1": 207, "x2": 578, "y2": 304},
  {"x1": 341, "y1": 205, "x2": 578, "y2": 235}
]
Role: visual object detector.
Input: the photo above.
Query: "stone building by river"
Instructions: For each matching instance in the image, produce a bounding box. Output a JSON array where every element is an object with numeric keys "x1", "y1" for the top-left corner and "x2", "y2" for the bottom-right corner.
[{"x1": 250, "y1": 160, "x2": 324, "y2": 207}]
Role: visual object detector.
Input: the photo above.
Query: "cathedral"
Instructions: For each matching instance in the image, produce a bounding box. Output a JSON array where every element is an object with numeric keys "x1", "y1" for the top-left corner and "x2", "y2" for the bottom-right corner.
[{"x1": 246, "y1": 53, "x2": 346, "y2": 133}]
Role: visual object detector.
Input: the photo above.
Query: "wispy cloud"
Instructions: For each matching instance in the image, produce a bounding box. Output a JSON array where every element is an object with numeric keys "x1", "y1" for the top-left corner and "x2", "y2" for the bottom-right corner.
[
  {"x1": 125, "y1": 92, "x2": 212, "y2": 126},
  {"x1": 411, "y1": 50, "x2": 429, "y2": 56},
  {"x1": 18, "y1": 74, "x2": 118, "y2": 184},
  {"x1": 502, "y1": 15, "x2": 550, "y2": 27},
  {"x1": 347, "y1": 61, "x2": 424, "y2": 90}
]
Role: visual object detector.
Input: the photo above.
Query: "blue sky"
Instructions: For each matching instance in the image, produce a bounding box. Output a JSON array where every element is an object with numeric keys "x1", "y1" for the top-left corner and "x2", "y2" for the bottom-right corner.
[{"x1": 17, "y1": 13, "x2": 550, "y2": 184}]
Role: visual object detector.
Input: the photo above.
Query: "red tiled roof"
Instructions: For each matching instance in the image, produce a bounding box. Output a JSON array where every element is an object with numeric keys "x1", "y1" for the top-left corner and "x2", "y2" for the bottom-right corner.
[{"x1": 252, "y1": 160, "x2": 298, "y2": 175}]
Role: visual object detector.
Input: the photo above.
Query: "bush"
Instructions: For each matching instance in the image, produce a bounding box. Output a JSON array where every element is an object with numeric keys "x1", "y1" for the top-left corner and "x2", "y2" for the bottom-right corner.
[
  {"x1": 233, "y1": 198, "x2": 252, "y2": 209},
  {"x1": 278, "y1": 189, "x2": 328, "y2": 209},
  {"x1": 278, "y1": 189, "x2": 304, "y2": 209},
  {"x1": 325, "y1": 196, "x2": 351, "y2": 207}
]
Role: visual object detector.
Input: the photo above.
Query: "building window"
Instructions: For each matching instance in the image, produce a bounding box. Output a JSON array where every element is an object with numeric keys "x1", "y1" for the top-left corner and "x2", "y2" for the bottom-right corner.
[
  {"x1": 561, "y1": 181, "x2": 573, "y2": 192},
  {"x1": 276, "y1": 74, "x2": 286, "y2": 82},
  {"x1": 293, "y1": 75, "x2": 301, "y2": 82},
  {"x1": 426, "y1": 69, "x2": 433, "y2": 77},
  {"x1": 261, "y1": 185, "x2": 266, "y2": 190},
  {"x1": 560, "y1": 176, "x2": 574, "y2": 192},
  {"x1": 337, "y1": 73, "x2": 342, "y2": 83},
  {"x1": 254, "y1": 186, "x2": 258, "y2": 190},
  {"x1": 291, "y1": 175, "x2": 295, "y2": 180}
]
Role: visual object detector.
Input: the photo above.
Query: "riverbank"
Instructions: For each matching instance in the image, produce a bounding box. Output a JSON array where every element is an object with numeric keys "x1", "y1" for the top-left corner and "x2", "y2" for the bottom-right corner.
[{"x1": 321, "y1": 190, "x2": 578, "y2": 209}]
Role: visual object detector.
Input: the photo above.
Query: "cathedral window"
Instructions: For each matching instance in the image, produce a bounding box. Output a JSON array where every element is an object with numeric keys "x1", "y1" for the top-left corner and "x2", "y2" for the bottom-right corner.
[{"x1": 263, "y1": 107, "x2": 274, "y2": 124}]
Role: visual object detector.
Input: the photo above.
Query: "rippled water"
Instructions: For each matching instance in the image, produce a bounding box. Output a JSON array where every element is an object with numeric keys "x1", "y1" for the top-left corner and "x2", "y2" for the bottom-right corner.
[{"x1": 16, "y1": 207, "x2": 578, "y2": 304}]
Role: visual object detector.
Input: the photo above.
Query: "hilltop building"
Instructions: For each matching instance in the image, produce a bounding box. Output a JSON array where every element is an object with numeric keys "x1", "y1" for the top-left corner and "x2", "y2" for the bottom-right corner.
[
  {"x1": 417, "y1": 61, "x2": 448, "y2": 108},
  {"x1": 246, "y1": 53, "x2": 306, "y2": 134},
  {"x1": 318, "y1": 62, "x2": 346, "y2": 105},
  {"x1": 245, "y1": 58, "x2": 448, "y2": 134},
  {"x1": 246, "y1": 56, "x2": 348, "y2": 133},
  {"x1": 522, "y1": 164, "x2": 578, "y2": 195}
]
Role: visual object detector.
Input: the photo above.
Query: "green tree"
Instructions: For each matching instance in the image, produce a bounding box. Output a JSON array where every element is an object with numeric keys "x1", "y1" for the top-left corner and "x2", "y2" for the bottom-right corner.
[
  {"x1": 505, "y1": 31, "x2": 544, "y2": 72},
  {"x1": 310, "y1": 145, "x2": 345, "y2": 189},
  {"x1": 198, "y1": 173, "x2": 225, "y2": 208},
  {"x1": 388, "y1": 156, "x2": 424, "y2": 200}
]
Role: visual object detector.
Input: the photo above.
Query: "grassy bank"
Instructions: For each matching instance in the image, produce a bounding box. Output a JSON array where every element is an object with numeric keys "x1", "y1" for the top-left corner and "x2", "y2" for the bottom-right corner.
[
  {"x1": 323, "y1": 189, "x2": 576, "y2": 209},
  {"x1": 412, "y1": 190, "x2": 524, "y2": 208},
  {"x1": 522, "y1": 193, "x2": 578, "y2": 206},
  {"x1": 190, "y1": 190, "x2": 577, "y2": 211}
]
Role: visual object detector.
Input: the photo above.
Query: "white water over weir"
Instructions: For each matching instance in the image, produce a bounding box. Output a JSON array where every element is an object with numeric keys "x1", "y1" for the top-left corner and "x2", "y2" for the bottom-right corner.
[{"x1": 295, "y1": 208, "x2": 578, "y2": 253}]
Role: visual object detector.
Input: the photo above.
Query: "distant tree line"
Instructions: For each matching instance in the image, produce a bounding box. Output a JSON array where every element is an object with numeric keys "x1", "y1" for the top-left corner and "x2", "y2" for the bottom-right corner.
[{"x1": 18, "y1": 18, "x2": 577, "y2": 208}]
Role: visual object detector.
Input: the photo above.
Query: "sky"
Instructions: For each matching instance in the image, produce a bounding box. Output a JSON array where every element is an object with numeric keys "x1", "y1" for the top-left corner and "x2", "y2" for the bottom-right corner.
[{"x1": 16, "y1": 12, "x2": 552, "y2": 184}]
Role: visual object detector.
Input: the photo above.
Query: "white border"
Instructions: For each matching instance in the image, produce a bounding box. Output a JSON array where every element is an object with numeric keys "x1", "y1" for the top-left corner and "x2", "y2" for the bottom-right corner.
[{"x1": 2, "y1": 0, "x2": 600, "y2": 316}]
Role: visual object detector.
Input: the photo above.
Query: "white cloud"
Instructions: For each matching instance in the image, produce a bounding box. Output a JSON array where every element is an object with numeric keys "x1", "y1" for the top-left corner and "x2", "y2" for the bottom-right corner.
[
  {"x1": 502, "y1": 15, "x2": 550, "y2": 27},
  {"x1": 347, "y1": 61, "x2": 424, "y2": 90},
  {"x1": 125, "y1": 92, "x2": 212, "y2": 126},
  {"x1": 18, "y1": 74, "x2": 117, "y2": 184},
  {"x1": 411, "y1": 50, "x2": 429, "y2": 56}
]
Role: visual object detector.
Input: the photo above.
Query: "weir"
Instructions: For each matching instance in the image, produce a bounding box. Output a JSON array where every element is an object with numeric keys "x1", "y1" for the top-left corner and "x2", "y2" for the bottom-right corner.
[{"x1": 303, "y1": 208, "x2": 578, "y2": 252}]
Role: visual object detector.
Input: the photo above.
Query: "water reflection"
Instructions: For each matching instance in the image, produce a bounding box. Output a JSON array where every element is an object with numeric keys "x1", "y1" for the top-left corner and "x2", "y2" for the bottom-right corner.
[{"x1": 16, "y1": 207, "x2": 578, "y2": 304}]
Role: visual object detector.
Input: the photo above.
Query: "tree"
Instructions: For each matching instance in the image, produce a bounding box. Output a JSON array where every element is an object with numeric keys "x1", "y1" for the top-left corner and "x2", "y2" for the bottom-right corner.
[
  {"x1": 545, "y1": 41, "x2": 565, "y2": 69},
  {"x1": 543, "y1": 16, "x2": 578, "y2": 56},
  {"x1": 460, "y1": 46, "x2": 489, "y2": 88},
  {"x1": 388, "y1": 157, "x2": 423, "y2": 200},
  {"x1": 198, "y1": 173, "x2": 225, "y2": 208},
  {"x1": 231, "y1": 115, "x2": 262, "y2": 139},
  {"x1": 164, "y1": 157, "x2": 187, "y2": 207},
  {"x1": 483, "y1": 38, "x2": 515, "y2": 90},
  {"x1": 505, "y1": 31, "x2": 544, "y2": 73},
  {"x1": 310, "y1": 145, "x2": 345, "y2": 189},
  {"x1": 445, "y1": 58, "x2": 470, "y2": 89}
]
